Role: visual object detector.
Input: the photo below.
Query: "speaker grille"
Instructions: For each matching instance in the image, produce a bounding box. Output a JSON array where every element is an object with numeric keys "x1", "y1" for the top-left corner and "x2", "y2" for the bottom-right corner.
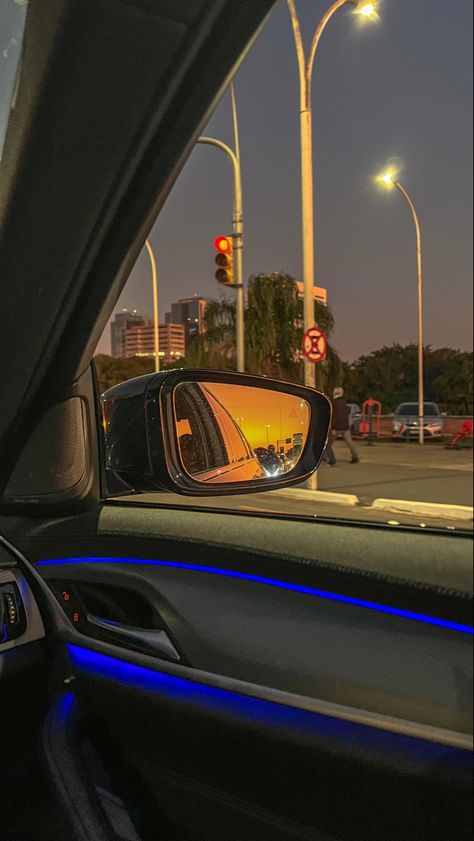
[{"x1": 3, "y1": 398, "x2": 87, "y2": 498}]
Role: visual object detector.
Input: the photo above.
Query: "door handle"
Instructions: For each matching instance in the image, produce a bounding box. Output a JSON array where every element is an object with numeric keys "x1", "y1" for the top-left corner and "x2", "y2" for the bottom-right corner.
[{"x1": 86, "y1": 614, "x2": 180, "y2": 662}]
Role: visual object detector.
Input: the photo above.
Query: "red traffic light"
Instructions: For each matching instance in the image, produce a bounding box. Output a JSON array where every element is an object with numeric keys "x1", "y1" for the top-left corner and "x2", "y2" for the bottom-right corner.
[
  {"x1": 213, "y1": 236, "x2": 234, "y2": 285},
  {"x1": 214, "y1": 236, "x2": 232, "y2": 253}
]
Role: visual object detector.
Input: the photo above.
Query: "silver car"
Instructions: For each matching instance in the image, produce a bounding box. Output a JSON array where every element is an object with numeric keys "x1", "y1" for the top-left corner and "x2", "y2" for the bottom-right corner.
[{"x1": 392, "y1": 402, "x2": 445, "y2": 439}]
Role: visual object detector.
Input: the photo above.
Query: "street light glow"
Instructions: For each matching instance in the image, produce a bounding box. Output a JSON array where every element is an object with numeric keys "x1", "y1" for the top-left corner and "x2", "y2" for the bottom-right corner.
[
  {"x1": 354, "y1": 1, "x2": 380, "y2": 21},
  {"x1": 376, "y1": 167, "x2": 398, "y2": 188}
]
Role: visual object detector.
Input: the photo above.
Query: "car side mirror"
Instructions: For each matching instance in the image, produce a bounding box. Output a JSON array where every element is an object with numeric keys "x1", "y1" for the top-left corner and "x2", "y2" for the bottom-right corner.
[{"x1": 101, "y1": 369, "x2": 331, "y2": 496}]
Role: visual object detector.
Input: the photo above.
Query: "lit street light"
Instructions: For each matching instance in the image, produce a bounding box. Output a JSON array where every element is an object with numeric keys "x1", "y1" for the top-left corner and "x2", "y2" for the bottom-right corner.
[
  {"x1": 145, "y1": 239, "x2": 160, "y2": 373},
  {"x1": 357, "y1": 3, "x2": 380, "y2": 19},
  {"x1": 376, "y1": 167, "x2": 425, "y2": 444},
  {"x1": 287, "y1": 0, "x2": 380, "y2": 390}
]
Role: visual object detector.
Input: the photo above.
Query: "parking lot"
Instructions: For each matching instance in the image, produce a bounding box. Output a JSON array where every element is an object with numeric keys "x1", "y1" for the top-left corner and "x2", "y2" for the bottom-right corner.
[
  {"x1": 127, "y1": 441, "x2": 473, "y2": 531},
  {"x1": 315, "y1": 439, "x2": 473, "y2": 507}
]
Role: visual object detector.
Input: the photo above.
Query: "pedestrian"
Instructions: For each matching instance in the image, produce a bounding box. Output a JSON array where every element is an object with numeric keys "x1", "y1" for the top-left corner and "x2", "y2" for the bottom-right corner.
[{"x1": 324, "y1": 387, "x2": 359, "y2": 465}]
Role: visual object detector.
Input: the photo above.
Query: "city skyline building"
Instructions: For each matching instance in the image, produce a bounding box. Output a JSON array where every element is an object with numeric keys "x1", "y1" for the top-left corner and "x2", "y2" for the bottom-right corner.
[
  {"x1": 165, "y1": 296, "x2": 209, "y2": 352},
  {"x1": 123, "y1": 321, "x2": 185, "y2": 363},
  {"x1": 110, "y1": 309, "x2": 146, "y2": 357}
]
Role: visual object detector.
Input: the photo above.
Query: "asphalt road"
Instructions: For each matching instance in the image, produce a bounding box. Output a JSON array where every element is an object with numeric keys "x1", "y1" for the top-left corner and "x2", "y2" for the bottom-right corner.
[
  {"x1": 315, "y1": 440, "x2": 473, "y2": 507},
  {"x1": 121, "y1": 442, "x2": 473, "y2": 530}
]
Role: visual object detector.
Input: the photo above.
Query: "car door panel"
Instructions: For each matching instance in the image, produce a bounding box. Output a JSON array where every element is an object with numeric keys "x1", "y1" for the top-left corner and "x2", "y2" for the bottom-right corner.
[
  {"x1": 61, "y1": 641, "x2": 472, "y2": 841},
  {"x1": 36, "y1": 556, "x2": 472, "y2": 734},
  {"x1": 8, "y1": 502, "x2": 472, "y2": 736},
  {"x1": 3, "y1": 505, "x2": 472, "y2": 840}
]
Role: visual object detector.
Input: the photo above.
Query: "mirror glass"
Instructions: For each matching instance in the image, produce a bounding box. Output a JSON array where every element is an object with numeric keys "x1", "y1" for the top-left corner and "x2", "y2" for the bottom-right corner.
[{"x1": 173, "y1": 382, "x2": 310, "y2": 484}]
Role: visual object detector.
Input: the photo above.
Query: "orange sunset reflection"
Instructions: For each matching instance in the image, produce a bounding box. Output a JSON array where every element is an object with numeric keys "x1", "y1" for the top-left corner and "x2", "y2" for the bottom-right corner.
[{"x1": 202, "y1": 382, "x2": 310, "y2": 453}]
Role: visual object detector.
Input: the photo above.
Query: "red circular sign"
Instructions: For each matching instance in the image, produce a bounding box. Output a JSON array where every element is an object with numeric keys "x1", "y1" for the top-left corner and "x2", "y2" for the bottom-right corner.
[{"x1": 302, "y1": 326, "x2": 327, "y2": 363}]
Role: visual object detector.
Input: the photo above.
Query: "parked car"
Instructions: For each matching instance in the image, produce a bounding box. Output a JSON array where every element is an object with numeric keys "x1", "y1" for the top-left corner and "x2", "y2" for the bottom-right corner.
[
  {"x1": 392, "y1": 402, "x2": 445, "y2": 439},
  {"x1": 347, "y1": 403, "x2": 362, "y2": 435},
  {"x1": 284, "y1": 444, "x2": 303, "y2": 469},
  {"x1": 334, "y1": 403, "x2": 362, "y2": 436}
]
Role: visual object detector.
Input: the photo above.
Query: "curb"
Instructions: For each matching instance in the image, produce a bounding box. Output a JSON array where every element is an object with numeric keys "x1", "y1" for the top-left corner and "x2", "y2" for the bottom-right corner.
[
  {"x1": 268, "y1": 488, "x2": 359, "y2": 507},
  {"x1": 371, "y1": 498, "x2": 473, "y2": 521}
]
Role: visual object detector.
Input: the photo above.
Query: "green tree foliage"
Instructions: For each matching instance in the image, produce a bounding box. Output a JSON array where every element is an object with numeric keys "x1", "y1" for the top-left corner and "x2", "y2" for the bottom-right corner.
[
  {"x1": 94, "y1": 354, "x2": 165, "y2": 392},
  {"x1": 94, "y1": 354, "x2": 181, "y2": 392},
  {"x1": 343, "y1": 345, "x2": 473, "y2": 414},
  {"x1": 426, "y1": 348, "x2": 473, "y2": 415},
  {"x1": 185, "y1": 299, "x2": 237, "y2": 371},
  {"x1": 187, "y1": 272, "x2": 340, "y2": 388}
]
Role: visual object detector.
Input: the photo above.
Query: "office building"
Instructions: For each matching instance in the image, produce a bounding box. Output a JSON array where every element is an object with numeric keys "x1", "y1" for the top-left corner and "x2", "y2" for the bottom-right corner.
[
  {"x1": 246, "y1": 276, "x2": 327, "y2": 307},
  {"x1": 165, "y1": 296, "x2": 208, "y2": 351},
  {"x1": 295, "y1": 281, "x2": 327, "y2": 306},
  {"x1": 123, "y1": 321, "x2": 185, "y2": 363},
  {"x1": 110, "y1": 309, "x2": 145, "y2": 357}
]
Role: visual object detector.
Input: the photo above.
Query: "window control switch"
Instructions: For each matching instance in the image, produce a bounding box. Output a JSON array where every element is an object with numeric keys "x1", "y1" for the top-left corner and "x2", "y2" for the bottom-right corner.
[{"x1": 0, "y1": 583, "x2": 26, "y2": 642}]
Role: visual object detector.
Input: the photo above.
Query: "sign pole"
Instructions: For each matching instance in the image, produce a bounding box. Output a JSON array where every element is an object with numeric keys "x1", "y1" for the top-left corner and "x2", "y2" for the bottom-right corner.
[{"x1": 302, "y1": 325, "x2": 328, "y2": 491}]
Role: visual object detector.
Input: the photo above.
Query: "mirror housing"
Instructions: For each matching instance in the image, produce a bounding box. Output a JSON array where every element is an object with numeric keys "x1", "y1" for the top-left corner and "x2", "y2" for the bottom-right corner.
[{"x1": 101, "y1": 370, "x2": 331, "y2": 496}]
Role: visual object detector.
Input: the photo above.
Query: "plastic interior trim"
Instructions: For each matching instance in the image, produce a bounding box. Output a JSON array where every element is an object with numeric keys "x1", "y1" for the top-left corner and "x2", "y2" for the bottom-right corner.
[
  {"x1": 67, "y1": 644, "x2": 473, "y2": 765},
  {"x1": 37, "y1": 557, "x2": 474, "y2": 635}
]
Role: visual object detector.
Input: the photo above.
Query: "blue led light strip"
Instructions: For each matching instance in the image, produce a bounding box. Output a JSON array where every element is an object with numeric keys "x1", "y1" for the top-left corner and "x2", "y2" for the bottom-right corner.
[
  {"x1": 36, "y1": 556, "x2": 473, "y2": 635},
  {"x1": 66, "y1": 644, "x2": 472, "y2": 761}
]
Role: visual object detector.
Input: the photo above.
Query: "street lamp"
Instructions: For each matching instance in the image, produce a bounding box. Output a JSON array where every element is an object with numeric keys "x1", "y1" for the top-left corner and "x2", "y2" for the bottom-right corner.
[
  {"x1": 287, "y1": 0, "x2": 380, "y2": 389},
  {"x1": 145, "y1": 239, "x2": 159, "y2": 373},
  {"x1": 376, "y1": 167, "x2": 425, "y2": 444},
  {"x1": 356, "y1": 3, "x2": 380, "y2": 19}
]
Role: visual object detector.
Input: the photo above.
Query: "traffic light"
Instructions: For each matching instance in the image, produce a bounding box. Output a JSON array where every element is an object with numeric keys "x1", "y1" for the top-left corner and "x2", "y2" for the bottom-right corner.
[{"x1": 214, "y1": 235, "x2": 234, "y2": 285}]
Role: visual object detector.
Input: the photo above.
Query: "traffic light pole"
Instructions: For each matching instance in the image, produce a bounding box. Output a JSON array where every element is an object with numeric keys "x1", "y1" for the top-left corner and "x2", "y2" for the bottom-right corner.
[
  {"x1": 197, "y1": 135, "x2": 245, "y2": 373},
  {"x1": 230, "y1": 83, "x2": 245, "y2": 376}
]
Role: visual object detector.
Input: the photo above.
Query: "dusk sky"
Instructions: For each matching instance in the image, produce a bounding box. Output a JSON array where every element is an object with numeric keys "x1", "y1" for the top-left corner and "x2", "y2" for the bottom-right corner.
[{"x1": 2, "y1": 1, "x2": 472, "y2": 362}]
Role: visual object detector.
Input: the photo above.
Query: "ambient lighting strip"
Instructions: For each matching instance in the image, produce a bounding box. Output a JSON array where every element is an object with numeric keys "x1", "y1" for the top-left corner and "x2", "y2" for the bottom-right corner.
[
  {"x1": 36, "y1": 557, "x2": 473, "y2": 635},
  {"x1": 66, "y1": 644, "x2": 472, "y2": 759}
]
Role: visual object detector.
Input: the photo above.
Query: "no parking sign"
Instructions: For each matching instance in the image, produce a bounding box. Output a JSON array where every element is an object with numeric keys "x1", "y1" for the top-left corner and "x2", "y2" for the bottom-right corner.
[{"x1": 302, "y1": 326, "x2": 327, "y2": 363}]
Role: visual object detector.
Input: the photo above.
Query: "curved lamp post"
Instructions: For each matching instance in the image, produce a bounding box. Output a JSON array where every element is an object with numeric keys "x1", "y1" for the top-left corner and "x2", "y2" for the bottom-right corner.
[
  {"x1": 145, "y1": 239, "x2": 160, "y2": 373},
  {"x1": 377, "y1": 168, "x2": 425, "y2": 444}
]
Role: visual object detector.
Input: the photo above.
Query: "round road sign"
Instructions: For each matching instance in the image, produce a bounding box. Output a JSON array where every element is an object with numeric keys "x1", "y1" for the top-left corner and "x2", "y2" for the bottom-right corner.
[{"x1": 302, "y1": 326, "x2": 327, "y2": 363}]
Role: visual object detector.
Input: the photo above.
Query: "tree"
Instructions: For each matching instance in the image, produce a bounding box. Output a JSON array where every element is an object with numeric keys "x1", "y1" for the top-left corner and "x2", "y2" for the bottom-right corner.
[
  {"x1": 94, "y1": 354, "x2": 155, "y2": 392},
  {"x1": 343, "y1": 344, "x2": 473, "y2": 414},
  {"x1": 426, "y1": 348, "x2": 473, "y2": 415},
  {"x1": 185, "y1": 299, "x2": 236, "y2": 371},
  {"x1": 187, "y1": 272, "x2": 341, "y2": 388}
]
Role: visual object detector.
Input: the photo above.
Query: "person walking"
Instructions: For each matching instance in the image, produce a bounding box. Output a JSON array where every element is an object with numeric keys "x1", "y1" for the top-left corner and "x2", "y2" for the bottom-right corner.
[{"x1": 324, "y1": 387, "x2": 359, "y2": 465}]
